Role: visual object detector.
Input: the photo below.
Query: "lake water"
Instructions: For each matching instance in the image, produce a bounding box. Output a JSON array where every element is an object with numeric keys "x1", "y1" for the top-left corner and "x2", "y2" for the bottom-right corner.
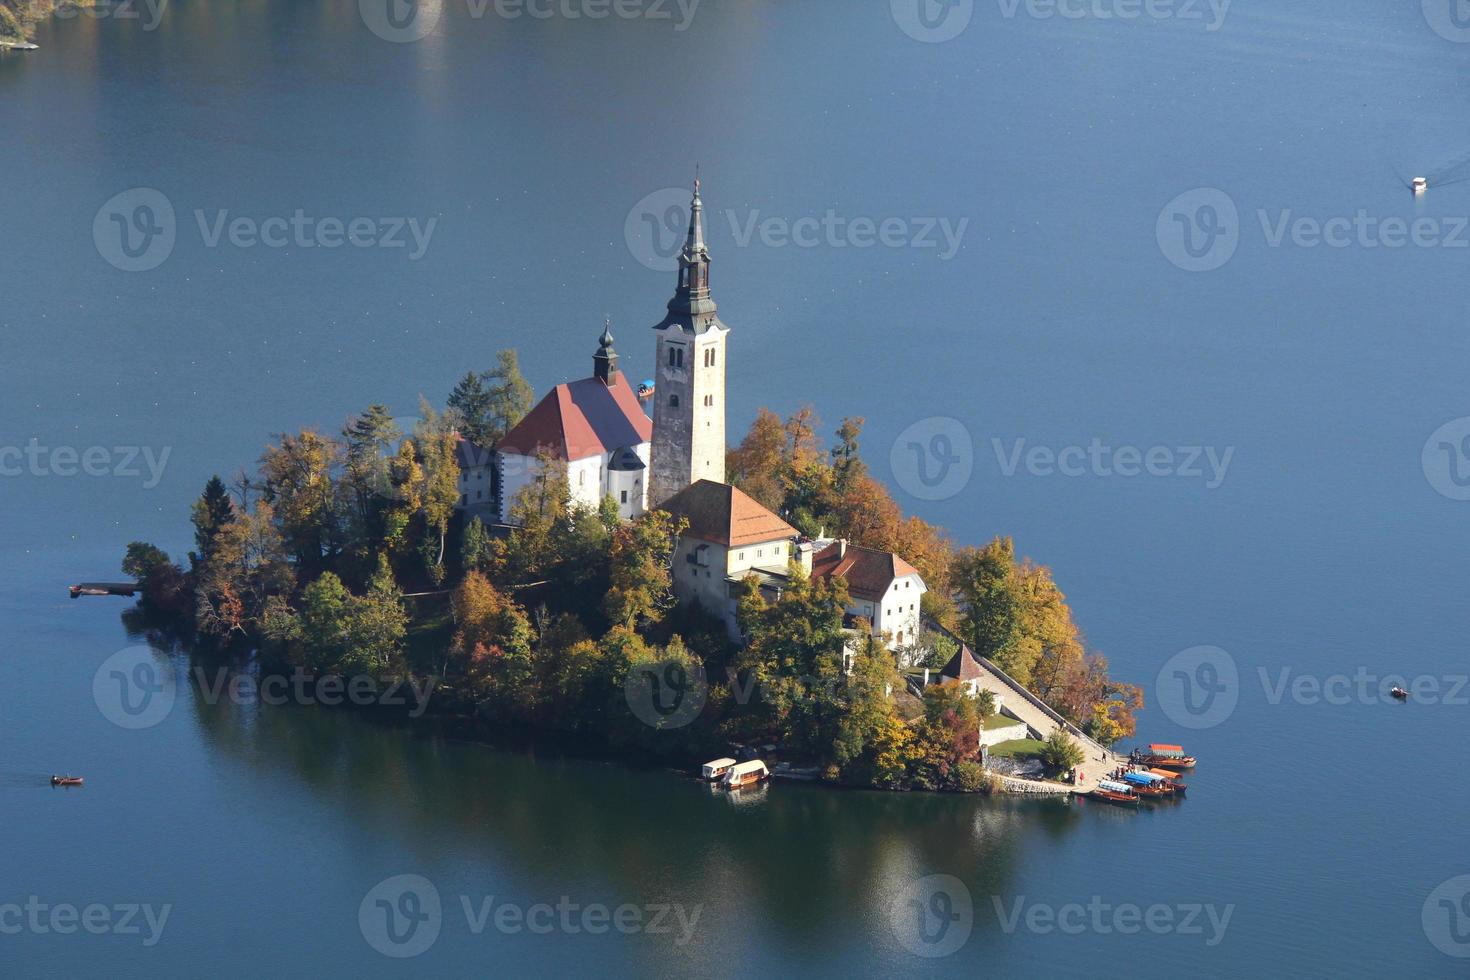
[{"x1": 3, "y1": 1, "x2": 1470, "y2": 976}]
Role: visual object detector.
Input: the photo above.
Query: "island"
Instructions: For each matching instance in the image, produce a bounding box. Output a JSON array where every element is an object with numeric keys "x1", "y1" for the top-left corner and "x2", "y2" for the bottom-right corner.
[{"x1": 121, "y1": 183, "x2": 1145, "y2": 796}]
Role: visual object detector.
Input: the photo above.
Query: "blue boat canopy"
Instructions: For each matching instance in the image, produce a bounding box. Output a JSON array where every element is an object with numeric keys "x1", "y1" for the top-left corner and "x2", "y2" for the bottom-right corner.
[{"x1": 1122, "y1": 771, "x2": 1162, "y2": 785}]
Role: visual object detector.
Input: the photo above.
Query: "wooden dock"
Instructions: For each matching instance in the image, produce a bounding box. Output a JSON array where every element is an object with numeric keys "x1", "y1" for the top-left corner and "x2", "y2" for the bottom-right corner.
[{"x1": 69, "y1": 582, "x2": 140, "y2": 599}]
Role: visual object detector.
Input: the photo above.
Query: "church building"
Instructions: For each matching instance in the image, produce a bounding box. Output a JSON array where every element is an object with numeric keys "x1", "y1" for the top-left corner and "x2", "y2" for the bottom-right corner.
[
  {"x1": 458, "y1": 179, "x2": 929, "y2": 655},
  {"x1": 493, "y1": 321, "x2": 652, "y2": 522}
]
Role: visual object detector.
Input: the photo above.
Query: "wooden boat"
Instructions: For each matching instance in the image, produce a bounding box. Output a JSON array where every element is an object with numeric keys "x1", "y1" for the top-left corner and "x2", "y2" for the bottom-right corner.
[
  {"x1": 1120, "y1": 771, "x2": 1174, "y2": 798},
  {"x1": 1136, "y1": 743, "x2": 1196, "y2": 769},
  {"x1": 701, "y1": 757, "x2": 736, "y2": 781},
  {"x1": 51, "y1": 776, "x2": 84, "y2": 787},
  {"x1": 1390, "y1": 687, "x2": 1408, "y2": 700},
  {"x1": 720, "y1": 759, "x2": 770, "y2": 790},
  {"x1": 1146, "y1": 769, "x2": 1188, "y2": 795},
  {"x1": 1091, "y1": 779, "x2": 1140, "y2": 807},
  {"x1": 637, "y1": 380, "x2": 656, "y2": 401}
]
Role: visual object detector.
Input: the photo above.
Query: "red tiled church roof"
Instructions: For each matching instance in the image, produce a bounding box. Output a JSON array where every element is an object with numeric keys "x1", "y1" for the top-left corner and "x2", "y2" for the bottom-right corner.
[{"x1": 498, "y1": 371, "x2": 651, "y2": 461}]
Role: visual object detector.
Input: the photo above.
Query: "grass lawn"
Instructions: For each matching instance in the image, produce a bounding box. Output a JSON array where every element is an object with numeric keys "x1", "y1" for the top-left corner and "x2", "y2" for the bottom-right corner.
[
  {"x1": 987, "y1": 738, "x2": 1045, "y2": 759},
  {"x1": 982, "y1": 713, "x2": 1026, "y2": 730}
]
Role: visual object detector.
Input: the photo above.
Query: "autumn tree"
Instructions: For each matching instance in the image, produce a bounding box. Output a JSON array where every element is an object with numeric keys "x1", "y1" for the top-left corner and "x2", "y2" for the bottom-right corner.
[
  {"x1": 195, "y1": 501, "x2": 293, "y2": 638},
  {"x1": 448, "y1": 571, "x2": 536, "y2": 708},
  {"x1": 726, "y1": 407, "x2": 786, "y2": 512},
  {"x1": 492, "y1": 451, "x2": 570, "y2": 584},
  {"x1": 259, "y1": 429, "x2": 341, "y2": 570},
  {"x1": 604, "y1": 511, "x2": 686, "y2": 631}
]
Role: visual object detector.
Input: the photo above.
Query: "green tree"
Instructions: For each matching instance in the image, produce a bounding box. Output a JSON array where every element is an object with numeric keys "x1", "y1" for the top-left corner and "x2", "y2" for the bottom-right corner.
[
  {"x1": 189, "y1": 476, "x2": 235, "y2": 564},
  {"x1": 343, "y1": 555, "x2": 408, "y2": 675},
  {"x1": 735, "y1": 569, "x2": 852, "y2": 762},
  {"x1": 952, "y1": 537, "x2": 1024, "y2": 667},
  {"x1": 447, "y1": 371, "x2": 496, "y2": 447},
  {"x1": 604, "y1": 511, "x2": 686, "y2": 630},
  {"x1": 296, "y1": 572, "x2": 353, "y2": 671},
  {"x1": 1039, "y1": 727, "x2": 1085, "y2": 773},
  {"x1": 830, "y1": 416, "x2": 868, "y2": 495},
  {"x1": 461, "y1": 516, "x2": 493, "y2": 575},
  {"x1": 122, "y1": 542, "x2": 173, "y2": 581},
  {"x1": 341, "y1": 405, "x2": 402, "y2": 556},
  {"x1": 485, "y1": 349, "x2": 534, "y2": 443}
]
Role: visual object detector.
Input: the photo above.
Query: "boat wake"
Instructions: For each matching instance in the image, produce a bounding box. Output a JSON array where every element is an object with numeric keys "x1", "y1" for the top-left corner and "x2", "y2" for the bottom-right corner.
[{"x1": 1395, "y1": 147, "x2": 1470, "y2": 191}]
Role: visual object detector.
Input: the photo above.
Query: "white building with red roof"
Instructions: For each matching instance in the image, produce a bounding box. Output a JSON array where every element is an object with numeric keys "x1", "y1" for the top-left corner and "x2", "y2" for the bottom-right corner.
[
  {"x1": 495, "y1": 322, "x2": 653, "y2": 523},
  {"x1": 811, "y1": 539, "x2": 927, "y2": 653}
]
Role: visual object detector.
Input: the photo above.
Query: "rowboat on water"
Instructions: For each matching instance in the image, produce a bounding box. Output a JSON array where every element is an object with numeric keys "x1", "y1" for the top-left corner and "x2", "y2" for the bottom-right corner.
[
  {"x1": 1146, "y1": 769, "x2": 1188, "y2": 795},
  {"x1": 1390, "y1": 687, "x2": 1408, "y2": 700},
  {"x1": 720, "y1": 760, "x2": 770, "y2": 790},
  {"x1": 1120, "y1": 771, "x2": 1175, "y2": 798},
  {"x1": 700, "y1": 757, "x2": 737, "y2": 781},
  {"x1": 1136, "y1": 743, "x2": 1197, "y2": 769},
  {"x1": 51, "y1": 776, "x2": 84, "y2": 787},
  {"x1": 1092, "y1": 780, "x2": 1141, "y2": 807}
]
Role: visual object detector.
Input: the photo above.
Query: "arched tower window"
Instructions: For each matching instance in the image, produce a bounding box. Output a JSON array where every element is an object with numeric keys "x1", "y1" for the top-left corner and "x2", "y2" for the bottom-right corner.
[{"x1": 670, "y1": 394, "x2": 680, "y2": 408}]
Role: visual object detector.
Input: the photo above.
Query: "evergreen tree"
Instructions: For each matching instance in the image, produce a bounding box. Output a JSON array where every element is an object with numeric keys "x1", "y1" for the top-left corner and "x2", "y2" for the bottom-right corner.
[
  {"x1": 190, "y1": 475, "x2": 236, "y2": 563},
  {"x1": 461, "y1": 516, "x2": 492, "y2": 575},
  {"x1": 447, "y1": 372, "x2": 495, "y2": 447},
  {"x1": 485, "y1": 349, "x2": 534, "y2": 442}
]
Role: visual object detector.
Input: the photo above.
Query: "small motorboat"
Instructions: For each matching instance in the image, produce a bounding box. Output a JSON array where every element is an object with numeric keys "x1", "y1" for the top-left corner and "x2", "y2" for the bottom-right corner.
[
  {"x1": 1390, "y1": 686, "x2": 1409, "y2": 701},
  {"x1": 51, "y1": 776, "x2": 84, "y2": 787},
  {"x1": 1413, "y1": 177, "x2": 1428, "y2": 196},
  {"x1": 1092, "y1": 780, "x2": 1141, "y2": 807}
]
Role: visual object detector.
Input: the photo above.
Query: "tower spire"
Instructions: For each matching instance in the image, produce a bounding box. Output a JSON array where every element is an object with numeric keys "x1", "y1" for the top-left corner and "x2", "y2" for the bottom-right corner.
[
  {"x1": 593, "y1": 316, "x2": 618, "y2": 384},
  {"x1": 670, "y1": 176, "x2": 714, "y2": 316}
]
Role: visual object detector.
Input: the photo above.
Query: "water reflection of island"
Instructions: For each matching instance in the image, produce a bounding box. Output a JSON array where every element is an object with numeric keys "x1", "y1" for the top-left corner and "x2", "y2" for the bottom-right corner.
[{"x1": 182, "y1": 651, "x2": 1084, "y2": 960}]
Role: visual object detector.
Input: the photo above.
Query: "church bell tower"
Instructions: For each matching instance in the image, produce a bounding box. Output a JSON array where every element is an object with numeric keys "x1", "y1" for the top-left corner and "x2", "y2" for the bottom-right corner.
[{"x1": 649, "y1": 178, "x2": 729, "y2": 507}]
